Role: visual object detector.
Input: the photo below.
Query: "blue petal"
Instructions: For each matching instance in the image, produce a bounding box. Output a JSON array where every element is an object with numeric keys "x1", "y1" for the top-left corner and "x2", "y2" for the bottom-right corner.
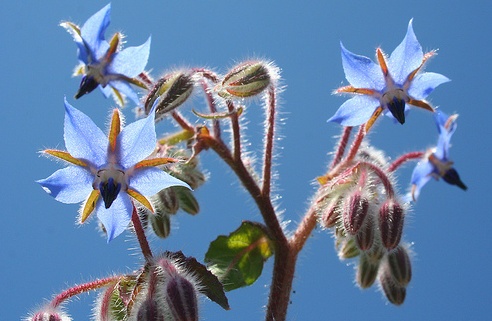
[
  {"x1": 117, "y1": 108, "x2": 157, "y2": 169},
  {"x1": 109, "y1": 80, "x2": 140, "y2": 105},
  {"x1": 37, "y1": 166, "x2": 93, "y2": 204},
  {"x1": 340, "y1": 42, "x2": 384, "y2": 89},
  {"x1": 96, "y1": 193, "x2": 133, "y2": 242},
  {"x1": 60, "y1": 22, "x2": 90, "y2": 64},
  {"x1": 81, "y1": 3, "x2": 111, "y2": 62},
  {"x1": 99, "y1": 84, "x2": 113, "y2": 98},
  {"x1": 108, "y1": 37, "x2": 151, "y2": 78},
  {"x1": 388, "y1": 19, "x2": 423, "y2": 85},
  {"x1": 130, "y1": 167, "x2": 191, "y2": 196},
  {"x1": 434, "y1": 111, "x2": 456, "y2": 160},
  {"x1": 64, "y1": 98, "x2": 108, "y2": 167},
  {"x1": 408, "y1": 72, "x2": 450, "y2": 100},
  {"x1": 328, "y1": 95, "x2": 379, "y2": 126},
  {"x1": 410, "y1": 160, "x2": 434, "y2": 200}
]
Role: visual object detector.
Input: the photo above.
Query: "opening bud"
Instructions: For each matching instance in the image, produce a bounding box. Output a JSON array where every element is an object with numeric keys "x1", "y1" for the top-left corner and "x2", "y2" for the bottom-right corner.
[
  {"x1": 378, "y1": 200, "x2": 405, "y2": 250},
  {"x1": 387, "y1": 245, "x2": 412, "y2": 287},
  {"x1": 343, "y1": 193, "x2": 369, "y2": 235},
  {"x1": 218, "y1": 61, "x2": 271, "y2": 98},
  {"x1": 144, "y1": 72, "x2": 194, "y2": 121}
]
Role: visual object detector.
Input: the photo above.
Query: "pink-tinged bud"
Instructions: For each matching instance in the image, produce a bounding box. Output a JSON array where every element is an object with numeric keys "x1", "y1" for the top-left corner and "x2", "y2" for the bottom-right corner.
[
  {"x1": 321, "y1": 198, "x2": 341, "y2": 228},
  {"x1": 343, "y1": 193, "x2": 369, "y2": 235},
  {"x1": 387, "y1": 245, "x2": 412, "y2": 287},
  {"x1": 166, "y1": 276, "x2": 199, "y2": 321},
  {"x1": 356, "y1": 253, "x2": 381, "y2": 289},
  {"x1": 378, "y1": 200, "x2": 405, "y2": 250},
  {"x1": 218, "y1": 61, "x2": 271, "y2": 98},
  {"x1": 136, "y1": 299, "x2": 166, "y2": 321},
  {"x1": 379, "y1": 270, "x2": 406, "y2": 305},
  {"x1": 28, "y1": 307, "x2": 71, "y2": 321},
  {"x1": 144, "y1": 72, "x2": 194, "y2": 121},
  {"x1": 356, "y1": 215, "x2": 375, "y2": 251}
]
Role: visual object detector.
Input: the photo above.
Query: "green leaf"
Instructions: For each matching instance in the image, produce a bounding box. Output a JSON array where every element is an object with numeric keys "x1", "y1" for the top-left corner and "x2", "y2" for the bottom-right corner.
[{"x1": 205, "y1": 221, "x2": 274, "y2": 291}]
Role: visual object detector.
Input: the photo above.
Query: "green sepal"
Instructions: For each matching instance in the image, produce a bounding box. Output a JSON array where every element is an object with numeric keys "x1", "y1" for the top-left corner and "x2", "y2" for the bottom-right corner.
[
  {"x1": 175, "y1": 186, "x2": 200, "y2": 215},
  {"x1": 204, "y1": 221, "x2": 274, "y2": 291}
]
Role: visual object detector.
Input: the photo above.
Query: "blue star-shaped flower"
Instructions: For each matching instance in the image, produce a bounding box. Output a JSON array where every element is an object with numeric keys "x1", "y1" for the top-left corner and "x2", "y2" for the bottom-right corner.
[
  {"x1": 61, "y1": 3, "x2": 151, "y2": 106},
  {"x1": 37, "y1": 99, "x2": 190, "y2": 242},
  {"x1": 409, "y1": 111, "x2": 467, "y2": 201},
  {"x1": 328, "y1": 20, "x2": 450, "y2": 128}
]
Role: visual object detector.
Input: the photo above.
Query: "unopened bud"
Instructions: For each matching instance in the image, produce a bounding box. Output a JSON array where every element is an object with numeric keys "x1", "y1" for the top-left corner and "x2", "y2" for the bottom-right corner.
[
  {"x1": 321, "y1": 198, "x2": 341, "y2": 228},
  {"x1": 343, "y1": 193, "x2": 369, "y2": 235},
  {"x1": 356, "y1": 215, "x2": 375, "y2": 251},
  {"x1": 28, "y1": 307, "x2": 71, "y2": 321},
  {"x1": 166, "y1": 276, "x2": 199, "y2": 321},
  {"x1": 356, "y1": 253, "x2": 380, "y2": 288},
  {"x1": 144, "y1": 72, "x2": 194, "y2": 121},
  {"x1": 337, "y1": 237, "x2": 360, "y2": 259},
  {"x1": 379, "y1": 270, "x2": 406, "y2": 305},
  {"x1": 136, "y1": 299, "x2": 165, "y2": 321},
  {"x1": 218, "y1": 61, "x2": 271, "y2": 98},
  {"x1": 175, "y1": 186, "x2": 200, "y2": 215},
  {"x1": 387, "y1": 245, "x2": 412, "y2": 287},
  {"x1": 378, "y1": 200, "x2": 405, "y2": 250},
  {"x1": 154, "y1": 188, "x2": 180, "y2": 215},
  {"x1": 150, "y1": 211, "x2": 172, "y2": 239}
]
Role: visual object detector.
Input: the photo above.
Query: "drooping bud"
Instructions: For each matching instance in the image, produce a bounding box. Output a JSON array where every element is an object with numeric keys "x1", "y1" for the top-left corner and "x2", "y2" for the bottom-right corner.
[
  {"x1": 343, "y1": 192, "x2": 369, "y2": 235},
  {"x1": 218, "y1": 61, "x2": 271, "y2": 98},
  {"x1": 165, "y1": 275, "x2": 199, "y2": 321},
  {"x1": 337, "y1": 237, "x2": 360, "y2": 259},
  {"x1": 355, "y1": 215, "x2": 375, "y2": 251},
  {"x1": 379, "y1": 269, "x2": 406, "y2": 305},
  {"x1": 150, "y1": 211, "x2": 171, "y2": 239},
  {"x1": 378, "y1": 199, "x2": 405, "y2": 250},
  {"x1": 175, "y1": 186, "x2": 200, "y2": 215},
  {"x1": 387, "y1": 245, "x2": 412, "y2": 287},
  {"x1": 144, "y1": 71, "x2": 194, "y2": 121},
  {"x1": 153, "y1": 188, "x2": 180, "y2": 215},
  {"x1": 28, "y1": 307, "x2": 71, "y2": 321},
  {"x1": 356, "y1": 253, "x2": 381, "y2": 289},
  {"x1": 135, "y1": 299, "x2": 166, "y2": 321},
  {"x1": 156, "y1": 257, "x2": 200, "y2": 321},
  {"x1": 320, "y1": 198, "x2": 341, "y2": 228}
]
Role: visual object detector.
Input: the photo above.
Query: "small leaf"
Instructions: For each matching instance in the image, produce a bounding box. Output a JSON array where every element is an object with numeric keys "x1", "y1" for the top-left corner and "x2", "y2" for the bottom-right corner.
[
  {"x1": 204, "y1": 221, "x2": 274, "y2": 291},
  {"x1": 165, "y1": 251, "x2": 230, "y2": 310}
]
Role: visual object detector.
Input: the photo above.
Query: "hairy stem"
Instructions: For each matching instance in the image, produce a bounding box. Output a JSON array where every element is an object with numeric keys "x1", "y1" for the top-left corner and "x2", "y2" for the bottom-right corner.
[
  {"x1": 388, "y1": 151, "x2": 425, "y2": 172},
  {"x1": 132, "y1": 206, "x2": 153, "y2": 260},
  {"x1": 329, "y1": 126, "x2": 353, "y2": 170},
  {"x1": 50, "y1": 276, "x2": 120, "y2": 308},
  {"x1": 262, "y1": 86, "x2": 276, "y2": 197}
]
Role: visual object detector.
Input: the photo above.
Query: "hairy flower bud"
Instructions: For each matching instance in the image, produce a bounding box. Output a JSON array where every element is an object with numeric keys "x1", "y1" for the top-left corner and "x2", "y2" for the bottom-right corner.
[
  {"x1": 136, "y1": 299, "x2": 166, "y2": 321},
  {"x1": 343, "y1": 192, "x2": 369, "y2": 235},
  {"x1": 320, "y1": 198, "x2": 341, "y2": 228},
  {"x1": 379, "y1": 270, "x2": 406, "y2": 305},
  {"x1": 218, "y1": 61, "x2": 271, "y2": 98},
  {"x1": 337, "y1": 237, "x2": 360, "y2": 259},
  {"x1": 166, "y1": 275, "x2": 199, "y2": 321},
  {"x1": 27, "y1": 307, "x2": 71, "y2": 321},
  {"x1": 144, "y1": 71, "x2": 194, "y2": 121},
  {"x1": 356, "y1": 215, "x2": 375, "y2": 251},
  {"x1": 150, "y1": 211, "x2": 171, "y2": 239},
  {"x1": 356, "y1": 253, "x2": 380, "y2": 288},
  {"x1": 387, "y1": 245, "x2": 412, "y2": 287},
  {"x1": 153, "y1": 188, "x2": 180, "y2": 215},
  {"x1": 378, "y1": 200, "x2": 405, "y2": 250},
  {"x1": 175, "y1": 186, "x2": 200, "y2": 215}
]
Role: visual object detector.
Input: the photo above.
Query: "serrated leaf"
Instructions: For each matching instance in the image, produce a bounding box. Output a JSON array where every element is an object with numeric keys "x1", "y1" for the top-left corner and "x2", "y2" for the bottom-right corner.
[
  {"x1": 166, "y1": 251, "x2": 230, "y2": 310},
  {"x1": 204, "y1": 221, "x2": 274, "y2": 291}
]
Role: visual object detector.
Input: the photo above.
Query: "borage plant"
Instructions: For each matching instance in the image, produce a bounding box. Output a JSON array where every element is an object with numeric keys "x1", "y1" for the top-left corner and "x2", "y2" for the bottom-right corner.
[{"x1": 29, "y1": 3, "x2": 466, "y2": 321}]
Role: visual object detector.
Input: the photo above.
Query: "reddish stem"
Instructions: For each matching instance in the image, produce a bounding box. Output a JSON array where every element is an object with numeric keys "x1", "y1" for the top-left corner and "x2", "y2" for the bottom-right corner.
[
  {"x1": 262, "y1": 86, "x2": 276, "y2": 197},
  {"x1": 132, "y1": 206, "x2": 153, "y2": 260},
  {"x1": 226, "y1": 99, "x2": 242, "y2": 162},
  {"x1": 388, "y1": 151, "x2": 425, "y2": 172},
  {"x1": 329, "y1": 126, "x2": 353, "y2": 170},
  {"x1": 171, "y1": 111, "x2": 194, "y2": 132},
  {"x1": 50, "y1": 276, "x2": 120, "y2": 308}
]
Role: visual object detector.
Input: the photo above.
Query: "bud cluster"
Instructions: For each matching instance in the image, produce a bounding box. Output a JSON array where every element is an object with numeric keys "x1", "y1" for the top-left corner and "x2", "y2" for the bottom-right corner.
[
  {"x1": 318, "y1": 145, "x2": 412, "y2": 304},
  {"x1": 137, "y1": 147, "x2": 206, "y2": 239},
  {"x1": 26, "y1": 306, "x2": 71, "y2": 321}
]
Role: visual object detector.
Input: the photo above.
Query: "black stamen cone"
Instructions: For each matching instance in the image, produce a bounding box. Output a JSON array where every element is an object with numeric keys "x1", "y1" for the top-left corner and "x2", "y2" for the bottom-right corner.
[
  {"x1": 442, "y1": 168, "x2": 467, "y2": 191},
  {"x1": 387, "y1": 97, "x2": 406, "y2": 124},
  {"x1": 100, "y1": 178, "x2": 122, "y2": 209},
  {"x1": 75, "y1": 75, "x2": 99, "y2": 99}
]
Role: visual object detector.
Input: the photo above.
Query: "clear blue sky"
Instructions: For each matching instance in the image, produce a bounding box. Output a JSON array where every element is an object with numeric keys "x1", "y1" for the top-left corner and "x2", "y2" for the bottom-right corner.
[{"x1": 1, "y1": 1, "x2": 490, "y2": 320}]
